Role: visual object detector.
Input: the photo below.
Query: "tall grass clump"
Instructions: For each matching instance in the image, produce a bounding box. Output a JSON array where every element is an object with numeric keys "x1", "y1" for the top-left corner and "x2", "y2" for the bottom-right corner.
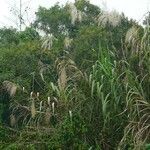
[{"x1": 0, "y1": 1, "x2": 150, "y2": 149}]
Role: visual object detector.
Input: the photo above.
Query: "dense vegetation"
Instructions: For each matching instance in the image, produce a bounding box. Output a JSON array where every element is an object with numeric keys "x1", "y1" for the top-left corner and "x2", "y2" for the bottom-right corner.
[{"x1": 0, "y1": 1, "x2": 150, "y2": 149}]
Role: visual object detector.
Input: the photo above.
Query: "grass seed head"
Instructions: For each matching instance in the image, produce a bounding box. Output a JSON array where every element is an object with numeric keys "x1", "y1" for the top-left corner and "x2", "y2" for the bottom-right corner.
[
  {"x1": 31, "y1": 100, "x2": 36, "y2": 118},
  {"x1": 48, "y1": 97, "x2": 51, "y2": 106},
  {"x1": 39, "y1": 101, "x2": 43, "y2": 111},
  {"x1": 98, "y1": 10, "x2": 121, "y2": 27},
  {"x1": 45, "y1": 108, "x2": 51, "y2": 125},
  {"x1": 69, "y1": 110, "x2": 72, "y2": 120},
  {"x1": 3, "y1": 81, "x2": 17, "y2": 97},
  {"x1": 22, "y1": 87, "x2": 25, "y2": 92},
  {"x1": 30, "y1": 91, "x2": 33, "y2": 98},
  {"x1": 10, "y1": 114, "x2": 16, "y2": 127},
  {"x1": 37, "y1": 92, "x2": 40, "y2": 97},
  {"x1": 52, "y1": 102, "x2": 55, "y2": 114}
]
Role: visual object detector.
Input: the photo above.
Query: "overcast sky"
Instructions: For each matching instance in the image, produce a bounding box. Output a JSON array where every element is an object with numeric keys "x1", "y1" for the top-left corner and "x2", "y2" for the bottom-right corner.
[{"x1": 0, "y1": 0, "x2": 149, "y2": 28}]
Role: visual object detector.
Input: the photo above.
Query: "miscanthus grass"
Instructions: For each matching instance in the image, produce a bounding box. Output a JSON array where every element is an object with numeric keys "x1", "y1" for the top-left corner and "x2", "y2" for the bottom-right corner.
[
  {"x1": 68, "y1": 2, "x2": 84, "y2": 25},
  {"x1": 3, "y1": 81, "x2": 17, "y2": 97},
  {"x1": 98, "y1": 10, "x2": 121, "y2": 27}
]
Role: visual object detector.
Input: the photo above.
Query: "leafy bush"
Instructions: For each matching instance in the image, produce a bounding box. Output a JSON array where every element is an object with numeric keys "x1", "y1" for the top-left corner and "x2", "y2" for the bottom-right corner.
[{"x1": 0, "y1": 0, "x2": 150, "y2": 149}]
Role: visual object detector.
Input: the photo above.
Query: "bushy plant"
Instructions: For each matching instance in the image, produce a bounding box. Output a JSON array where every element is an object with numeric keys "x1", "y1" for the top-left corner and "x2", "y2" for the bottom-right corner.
[{"x1": 0, "y1": 1, "x2": 150, "y2": 149}]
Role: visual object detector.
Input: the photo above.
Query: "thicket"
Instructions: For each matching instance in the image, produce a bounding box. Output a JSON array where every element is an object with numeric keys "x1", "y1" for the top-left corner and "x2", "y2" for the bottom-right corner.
[{"x1": 0, "y1": 0, "x2": 150, "y2": 149}]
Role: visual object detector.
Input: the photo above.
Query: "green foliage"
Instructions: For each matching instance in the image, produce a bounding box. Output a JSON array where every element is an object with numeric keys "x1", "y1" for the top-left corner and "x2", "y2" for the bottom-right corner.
[
  {"x1": 58, "y1": 113, "x2": 88, "y2": 149},
  {"x1": 18, "y1": 27, "x2": 40, "y2": 42},
  {"x1": 0, "y1": 41, "x2": 40, "y2": 84},
  {"x1": 72, "y1": 25, "x2": 107, "y2": 69},
  {"x1": 75, "y1": 0, "x2": 101, "y2": 24},
  {"x1": 0, "y1": 27, "x2": 19, "y2": 46},
  {"x1": 0, "y1": 1, "x2": 150, "y2": 149},
  {"x1": 34, "y1": 5, "x2": 70, "y2": 35}
]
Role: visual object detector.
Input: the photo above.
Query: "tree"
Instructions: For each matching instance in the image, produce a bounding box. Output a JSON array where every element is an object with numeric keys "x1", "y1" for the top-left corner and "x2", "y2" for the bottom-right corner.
[
  {"x1": 34, "y1": 4, "x2": 70, "y2": 35},
  {"x1": 0, "y1": 27, "x2": 19, "y2": 46},
  {"x1": 143, "y1": 12, "x2": 150, "y2": 25},
  {"x1": 18, "y1": 27, "x2": 39, "y2": 42}
]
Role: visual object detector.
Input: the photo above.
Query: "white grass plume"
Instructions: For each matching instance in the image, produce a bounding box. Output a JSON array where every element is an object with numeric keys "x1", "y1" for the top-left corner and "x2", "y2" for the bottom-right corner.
[
  {"x1": 48, "y1": 97, "x2": 51, "y2": 106},
  {"x1": 3, "y1": 81, "x2": 17, "y2": 97},
  {"x1": 125, "y1": 26, "x2": 139, "y2": 44},
  {"x1": 98, "y1": 10, "x2": 121, "y2": 27},
  {"x1": 52, "y1": 102, "x2": 55, "y2": 114},
  {"x1": 31, "y1": 100, "x2": 36, "y2": 118},
  {"x1": 45, "y1": 108, "x2": 51, "y2": 125},
  {"x1": 64, "y1": 37, "x2": 73, "y2": 49},
  {"x1": 68, "y1": 2, "x2": 84, "y2": 25},
  {"x1": 38, "y1": 60, "x2": 49, "y2": 82},
  {"x1": 68, "y1": 2, "x2": 78, "y2": 25},
  {"x1": 41, "y1": 34, "x2": 56, "y2": 51},
  {"x1": 58, "y1": 67, "x2": 67, "y2": 91},
  {"x1": 39, "y1": 101, "x2": 43, "y2": 111},
  {"x1": 10, "y1": 114, "x2": 16, "y2": 127}
]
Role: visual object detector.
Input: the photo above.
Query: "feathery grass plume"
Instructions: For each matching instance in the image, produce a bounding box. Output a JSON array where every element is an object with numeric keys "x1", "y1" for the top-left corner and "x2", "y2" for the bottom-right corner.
[
  {"x1": 45, "y1": 108, "x2": 51, "y2": 125},
  {"x1": 30, "y1": 91, "x2": 33, "y2": 98},
  {"x1": 64, "y1": 37, "x2": 73, "y2": 49},
  {"x1": 38, "y1": 60, "x2": 49, "y2": 82},
  {"x1": 56, "y1": 57, "x2": 83, "y2": 92},
  {"x1": 125, "y1": 26, "x2": 139, "y2": 45},
  {"x1": 118, "y1": 91, "x2": 150, "y2": 149},
  {"x1": 141, "y1": 27, "x2": 149, "y2": 50},
  {"x1": 68, "y1": 2, "x2": 78, "y2": 25},
  {"x1": 39, "y1": 101, "x2": 43, "y2": 111},
  {"x1": 97, "y1": 10, "x2": 121, "y2": 27},
  {"x1": 22, "y1": 87, "x2": 25, "y2": 92},
  {"x1": 10, "y1": 114, "x2": 16, "y2": 127},
  {"x1": 67, "y1": 2, "x2": 84, "y2": 25},
  {"x1": 58, "y1": 67, "x2": 67, "y2": 91},
  {"x1": 78, "y1": 10, "x2": 82, "y2": 22},
  {"x1": 69, "y1": 110, "x2": 72, "y2": 121},
  {"x1": 41, "y1": 33, "x2": 56, "y2": 51},
  {"x1": 37, "y1": 92, "x2": 39, "y2": 98},
  {"x1": 3, "y1": 81, "x2": 17, "y2": 97},
  {"x1": 31, "y1": 100, "x2": 36, "y2": 118},
  {"x1": 52, "y1": 102, "x2": 55, "y2": 114},
  {"x1": 48, "y1": 97, "x2": 51, "y2": 106},
  {"x1": 77, "y1": 10, "x2": 83, "y2": 22}
]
